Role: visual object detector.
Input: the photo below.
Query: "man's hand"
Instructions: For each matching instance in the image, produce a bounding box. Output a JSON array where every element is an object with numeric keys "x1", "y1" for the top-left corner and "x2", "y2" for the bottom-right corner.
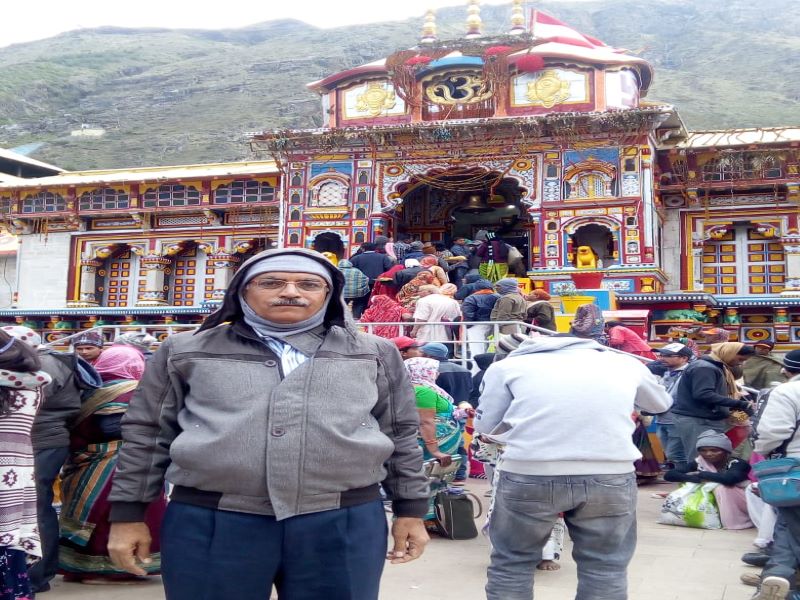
[
  {"x1": 387, "y1": 517, "x2": 429, "y2": 564},
  {"x1": 108, "y1": 522, "x2": 153, "y2": 576}
]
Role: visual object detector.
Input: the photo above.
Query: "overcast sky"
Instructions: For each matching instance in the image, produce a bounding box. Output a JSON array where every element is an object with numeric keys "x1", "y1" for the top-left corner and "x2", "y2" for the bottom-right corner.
[{"x1": 0, "y1": 0, "x2": 533, "y2": 48}]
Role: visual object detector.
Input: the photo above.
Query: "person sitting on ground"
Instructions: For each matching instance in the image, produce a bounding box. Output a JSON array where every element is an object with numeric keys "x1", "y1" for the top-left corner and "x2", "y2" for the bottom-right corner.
[
  {"x1": 744, "y1": 341, "x2": 786, "y2": 391},
  {"x1": 396, "y1": 271, "x2": 437, "y2": 311},
  {"x1": 605, "y1": 321, "x2": 657, "y2": 359},
  {"x1": 524, "y1": 290, "x2": 557, "y2": 332},
  {"x1": 358, "y1": 295, "x2": 408, "y2": 339},
  {"x1": 663, "y1": 429, "x2": 753, "y2": 530},
  {"x1": 490, "y1": 279, "x2": 527, "y2": 335},
  {"x1": 72, "y1": 330, "x2": 105, "y2": 364}
]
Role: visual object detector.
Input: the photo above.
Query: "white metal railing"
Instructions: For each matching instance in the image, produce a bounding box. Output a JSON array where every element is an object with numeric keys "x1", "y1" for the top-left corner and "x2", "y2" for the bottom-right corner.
[{"x1": 45, "y1": 321, "x2": 652, "y2": 366}]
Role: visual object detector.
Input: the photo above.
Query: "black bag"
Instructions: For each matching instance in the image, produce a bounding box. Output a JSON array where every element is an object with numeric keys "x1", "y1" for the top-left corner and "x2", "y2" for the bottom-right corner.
[{"x1": 433, "y1": 491, "x2": 478, "y2": 540}]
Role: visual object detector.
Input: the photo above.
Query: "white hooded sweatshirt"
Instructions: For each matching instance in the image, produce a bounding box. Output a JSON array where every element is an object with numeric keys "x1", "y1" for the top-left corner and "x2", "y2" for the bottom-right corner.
[{"x1": 474, "y1": 336, "x2": 673, "y2": 476}]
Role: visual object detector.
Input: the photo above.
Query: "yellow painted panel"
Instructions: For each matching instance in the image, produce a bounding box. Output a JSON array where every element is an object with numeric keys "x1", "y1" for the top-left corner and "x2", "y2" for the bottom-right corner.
[
  {"x1": 770, "y1": 265, "x2": 786, "y2": 273},
  {"x1": 750, "y1": 286, "x2": 766, "y2": 294},
  {"x1": 769, "y1": 244, "x2": 783, "y2": 251},
  {"x1": 769, "y1": 253, "x2": 784, "y2": 261},
  {"x1": 770, "y1": 276, "x2": 785, "y2": 283},
  {"x1": 749, "y1": 254, "x2": 765, "y2": 261},
  {"x1": 721, "y1": 244, "x2": 736, "y2": 252},
  {"x1": 722, "y1": 286, "x2": 737, "y2": 294},
  {"x1": 774, "y1": 286, "x2": 785, "y2": 293},
  {"x1": 703, "y1": 247, "x2": 716, "y2": 255},
  {"x1": 750, "y1": 276, "x2": 765, "y2": 283},
  {"x1": 703, "y1": 267, "x2": 717, "y2": 274},
  {"x1": 749, "y1": 243, "x2": 766, "y2": 251},
  {"x1": 721, "y1": 256, "x2": 736, "y2": 262},
  {"x1": 722, "y1": 276, "x2": 736, "y2": 283},
  {"x1": 751, "y1": 266, "x2": 765, "y2": 273},
  {"x1": 702, "y1": 256, "x2": 716, "y2": 263},
  {"x1": 703, "y1": 277, "x2": 717, "y2": 284},
  {"x1": 721, "y1": 267, "x2": 736, "y2": 274}
]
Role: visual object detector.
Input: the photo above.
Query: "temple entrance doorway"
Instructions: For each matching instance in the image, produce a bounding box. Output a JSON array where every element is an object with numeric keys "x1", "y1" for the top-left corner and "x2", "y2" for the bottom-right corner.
[{"x1": 393, "y1": 168, "x2": 531, "y2": 271}]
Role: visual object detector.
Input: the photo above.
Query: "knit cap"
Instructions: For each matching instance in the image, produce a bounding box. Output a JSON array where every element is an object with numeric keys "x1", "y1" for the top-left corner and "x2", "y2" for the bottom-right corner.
[
  {"x1": 72, "y1": 330, "x2": 105, "y2": 348},
  {"x1": 784, "y1": 349, "x2": 800, "y2": 371},
  {"x1": 115, "y1": 332, "x2": 157, "y2": 352},
  {"x1": 421, "y1": 342, "x2": 449, "y2": 360},
  {"x1": 495, "y1": 278, "x2": 520, "y2": 294},
  {"x1": 695, "y1": 429, "x2": 733, "y2": 452},
  {"x1": 496, "y1": 333, "x2": 529, "y2": 355},
  {"x1": 242, "y1": 254, "x2": 333, "y2": 287}
]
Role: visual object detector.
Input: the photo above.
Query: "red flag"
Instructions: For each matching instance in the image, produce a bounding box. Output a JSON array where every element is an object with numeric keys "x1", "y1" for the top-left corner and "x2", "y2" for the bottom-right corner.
[{"x1": 530, "y1": 10, "x2": 609, "y2": 49}]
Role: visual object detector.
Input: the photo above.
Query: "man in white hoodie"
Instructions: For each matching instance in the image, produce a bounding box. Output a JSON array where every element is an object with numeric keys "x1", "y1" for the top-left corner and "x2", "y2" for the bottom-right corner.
[{"x1": 475, "y1": 335, "x2": 672, "y2": 600}]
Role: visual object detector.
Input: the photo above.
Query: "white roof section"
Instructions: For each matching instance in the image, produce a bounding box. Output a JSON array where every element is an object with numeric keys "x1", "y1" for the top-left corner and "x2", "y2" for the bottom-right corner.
[
  {"x1": 0, "y1": 148, "x2": 63, "y2": 173},
  {"x1": 678, "y1": 127, "x2": 800, "y2": 149},
  {"x1": 0, "y1": 160, "x2": 280, "y2": 190}
]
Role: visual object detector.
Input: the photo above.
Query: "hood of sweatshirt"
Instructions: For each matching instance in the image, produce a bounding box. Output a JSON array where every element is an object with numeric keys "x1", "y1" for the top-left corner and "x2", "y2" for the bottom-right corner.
[{"x1": 508, "y1": 335, "x2": 608, "y2": 358}]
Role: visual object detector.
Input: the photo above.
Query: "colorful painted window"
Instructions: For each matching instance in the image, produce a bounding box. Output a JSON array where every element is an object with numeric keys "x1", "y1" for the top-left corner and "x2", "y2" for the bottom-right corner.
[
  {"x1": 567, "y1": 173, "x2": 612, "y2": 199},
  {"x1": 142, "y1": 184, "x2": 201, "y2": 208},
  {"x1": 103, "y1": 250, "x2": 140, "y2": 307},
  {"x1": 213, "y1": 180, "x2": 275, "y2": 204},
  {"x1": 21, "y1": 191, "x2": 66, "y2": 213},
  {"x1": 0, "y1": 197, "x2": 13, "y2": 214},
  {"x1": 79, "y1": 188, "x2": 130, "y2": 210},
  {"x1": 702, "y1": 228, "x2": 784, "y2": 295}
]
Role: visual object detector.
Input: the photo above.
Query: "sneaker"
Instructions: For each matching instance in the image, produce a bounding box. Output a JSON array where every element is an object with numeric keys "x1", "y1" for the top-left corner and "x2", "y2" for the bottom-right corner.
[
  {"x1": 741, "y1": 573, "x2": 762, "y2": 587},
  {"x1": 743, "y1": 549, "x2": 772, "y2": 567},
  {"x1": 752, "y1": 576, "x2": 791, "y2": 600}
]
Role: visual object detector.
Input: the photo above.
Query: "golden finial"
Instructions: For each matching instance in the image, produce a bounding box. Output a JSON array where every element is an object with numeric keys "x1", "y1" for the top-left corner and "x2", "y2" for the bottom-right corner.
[
  {"x1": 465, "y1": 0, "x2": 482, "y2": 39},
  {"x1": 509, "y1": 0, "x2": 526, "y2": 35},
  {"x1": 420, "y1": 9, "x2": 437, "y2": 45}
]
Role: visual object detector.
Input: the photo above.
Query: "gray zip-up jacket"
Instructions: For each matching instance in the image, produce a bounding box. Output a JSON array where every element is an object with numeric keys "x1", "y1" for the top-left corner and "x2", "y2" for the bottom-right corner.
[{"x1": 109, "y1": 248, "x2": 429, "y2": 522}]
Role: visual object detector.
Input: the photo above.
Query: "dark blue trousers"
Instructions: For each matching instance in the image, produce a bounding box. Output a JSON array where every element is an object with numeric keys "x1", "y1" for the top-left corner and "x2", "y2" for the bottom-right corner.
[{"x1": 161, "y1": 500, "x2": 388, "y2": 600}]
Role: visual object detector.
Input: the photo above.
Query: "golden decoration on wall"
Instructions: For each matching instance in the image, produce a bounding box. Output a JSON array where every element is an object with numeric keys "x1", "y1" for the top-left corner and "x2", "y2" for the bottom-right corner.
[
  {"x1": 526, "y1": 70, "x2": 571, "y2": 108},
  {"x1": 424, "y1": 72, "x2": 492, "y2": 105},
  {"x1": 355, "y1": 82, "x2": 397, "y2": 117}
]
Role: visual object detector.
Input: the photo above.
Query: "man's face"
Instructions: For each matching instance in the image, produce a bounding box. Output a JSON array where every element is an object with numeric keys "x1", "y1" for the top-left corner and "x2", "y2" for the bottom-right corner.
[
  {"x1": 730, "y1": 354, "x2": 750, "y2": 368},
  {"x1": 755, "y1": 346, "x2": 771, "y2": 356},
  {"x1": 698, "y1": 446, "x2": 728, "y2": 465},
  {"x1": 660, "y1": 354, "x2": 689, "y2": 369},
  {"x1": 74, "y1": 345, "x2": 102, "y2": 362},
  {"x1": 401, "y1": 346, "x2": 423, "y2": 359},
  {"x1": 454, "y1": 238, "x2": 466, "y2": 245},
  {"x1": 243, "y1": 271, "x2": 329, "y2": 324}
]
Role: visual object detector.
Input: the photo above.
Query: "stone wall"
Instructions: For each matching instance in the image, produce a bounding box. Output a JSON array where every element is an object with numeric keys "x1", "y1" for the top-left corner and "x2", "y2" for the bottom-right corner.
[
  {"x1": 0, "y1": 256, "x2": 16, "y2": 308},
  {"x1": 661, "y1": 210, "x2": 683, "y2": 292},
  {"x1": 16, "y1": 232, "x2": 72, "y2": 308}
]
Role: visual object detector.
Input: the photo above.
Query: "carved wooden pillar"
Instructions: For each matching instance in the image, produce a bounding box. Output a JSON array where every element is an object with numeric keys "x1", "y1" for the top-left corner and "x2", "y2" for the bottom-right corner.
[
  {"x1": 73, "y1": 258, "x2": 102, "y2": 307},
  {"x1": 207, "y1": 253, "x2": 240, "y2": 301},
  {"x1": 690, "y1": 245, "x2": 704, "y2": 291},
  {"x1": 137, "y1": 255, "x2": 170, "y2": 306}
]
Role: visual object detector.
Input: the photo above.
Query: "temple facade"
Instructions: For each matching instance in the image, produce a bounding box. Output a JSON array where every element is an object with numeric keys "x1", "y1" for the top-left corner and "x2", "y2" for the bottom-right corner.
[{"x1": 0, "y1": 3, "x2": 798, "y2": 347}]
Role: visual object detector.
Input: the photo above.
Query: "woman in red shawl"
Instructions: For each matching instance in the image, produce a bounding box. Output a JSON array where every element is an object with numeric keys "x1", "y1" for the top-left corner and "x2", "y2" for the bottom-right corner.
[
  {"x1": 59, "y1": 346, "x2": 166, "y2": 584},
  {"x1": 359, "y1": 295, "x2": 408, "y2": 339},
  {"x1": 370, "y1": 264, "x2": 405, "y2": 301},
  {"x1": 396, "y1": 271, "x2": 436, "y2": 311}
]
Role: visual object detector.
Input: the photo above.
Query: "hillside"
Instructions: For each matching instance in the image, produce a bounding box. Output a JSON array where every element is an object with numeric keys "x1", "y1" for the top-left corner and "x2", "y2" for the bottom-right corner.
[{"x1": 0, "y1": 0, "x2": 797, "y2": 170}]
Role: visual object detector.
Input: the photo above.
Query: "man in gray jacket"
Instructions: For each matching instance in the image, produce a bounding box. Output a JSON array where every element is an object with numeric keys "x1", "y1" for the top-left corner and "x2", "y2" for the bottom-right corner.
[{"x1": 108, "y1": 248, "x2": 429, "y2": 600}]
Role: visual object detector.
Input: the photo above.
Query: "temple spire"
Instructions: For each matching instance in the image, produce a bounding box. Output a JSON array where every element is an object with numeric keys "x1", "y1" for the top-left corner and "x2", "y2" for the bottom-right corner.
[
  {"x1": 465, "y1": 0, "x2": 482, "y2": 39},
  {"x1": 420, "y1": 9, "x2": 437, "y2": 45},
  {"x1": 509, "y1": 0, "x2": 526, "y2": 35}
]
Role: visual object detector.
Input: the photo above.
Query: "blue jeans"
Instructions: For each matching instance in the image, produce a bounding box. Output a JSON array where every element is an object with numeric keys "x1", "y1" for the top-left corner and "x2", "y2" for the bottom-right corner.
[
  {"x1": 486, "y1": 471, "x2": 637, "y2": 600},
  {"x1": 657, "y1": 423, "x2": 687, "y2": 469},
  {"x1": 762, "y1": 507, "x2": 800, "y2": 587},
  {"x1": 161, "y1": 500, "x2": 387, "y2": 600},
  {"x1": 28, "y1": 446, "x2": 69, "y2": 592}
]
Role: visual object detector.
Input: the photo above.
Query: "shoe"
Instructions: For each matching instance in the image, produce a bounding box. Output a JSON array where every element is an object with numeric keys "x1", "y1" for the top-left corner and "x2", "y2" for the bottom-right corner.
[
  {"x1": 752, "y1": 576, "x2": 791, "y2": 600},
  {"x1": 31, "y1": 583, "x2": 51, "y2": 593},
  {"x1": 741, "y1": 573, "x2": 762, "y2": 587},
  {"x1": 743, "y1": 550, "x2": 772, "y2": 567}
]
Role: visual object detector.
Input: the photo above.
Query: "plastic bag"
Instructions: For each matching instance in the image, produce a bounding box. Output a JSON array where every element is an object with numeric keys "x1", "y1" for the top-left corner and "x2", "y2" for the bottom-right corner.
[{"x1": 658, "y1": 482, "x2": 722, "y2": 529}]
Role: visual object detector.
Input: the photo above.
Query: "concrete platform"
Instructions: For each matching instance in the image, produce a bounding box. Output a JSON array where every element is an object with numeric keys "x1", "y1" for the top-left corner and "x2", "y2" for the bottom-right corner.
[{"x1": 44, "y1": 480, "x2": 760, "y2": 599}]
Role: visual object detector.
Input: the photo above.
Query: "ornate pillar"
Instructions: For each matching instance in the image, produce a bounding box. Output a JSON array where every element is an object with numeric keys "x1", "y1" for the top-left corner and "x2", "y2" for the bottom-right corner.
[
  {"x1": 690, "y1": 246, "x2": 704, "y2": 291},
  {"x1": 136, "y1": 255, "x2": 171, "y2": 306},
  {"x1": 781, "y1": 243, "x2": 800, "y2": 296},
  {"x1": 72, "y1": 258, "x2": 102, "y2": 307},
  {"x1": 773, "y1": 306, "x2": 791, "y2": 343},
  {"x1": 207, "y1": 253, "x2": 240, "y2": 301}
]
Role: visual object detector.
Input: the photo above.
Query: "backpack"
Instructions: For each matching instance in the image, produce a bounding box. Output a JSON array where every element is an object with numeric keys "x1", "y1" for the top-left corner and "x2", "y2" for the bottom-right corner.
[
  {"x1": 48, "y1": 351, "x2": 103, "y2": 394},
  {"x1": 433, "y1": 490, "x2": 479, "y2": 540}
]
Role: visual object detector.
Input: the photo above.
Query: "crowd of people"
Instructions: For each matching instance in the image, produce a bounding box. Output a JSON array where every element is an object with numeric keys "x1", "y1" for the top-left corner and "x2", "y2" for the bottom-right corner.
[{"x1": 3, "y1": 239, "x2": 800, "y2": 600}]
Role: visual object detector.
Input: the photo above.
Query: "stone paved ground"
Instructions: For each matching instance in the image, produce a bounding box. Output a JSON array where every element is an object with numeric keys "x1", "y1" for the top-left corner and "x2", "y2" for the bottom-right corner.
[{"x1": 44, "y1": 480, "x2": 761, "y2": 600}]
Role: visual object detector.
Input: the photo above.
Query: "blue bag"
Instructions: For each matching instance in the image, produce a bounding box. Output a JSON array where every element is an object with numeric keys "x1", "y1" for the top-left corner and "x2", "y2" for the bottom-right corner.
[{"x1": 753, "y1": 458, "x2": 800, "y2": 507}]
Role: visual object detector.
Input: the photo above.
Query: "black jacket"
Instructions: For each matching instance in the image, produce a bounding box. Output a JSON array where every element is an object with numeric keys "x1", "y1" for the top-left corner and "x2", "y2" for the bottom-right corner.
[
  {"x1": 672, "y1": 356, "x2": 748, "y2": 420},
  {"x1": 664, "y1": 457, "x2": 750, "y2": 486},
  {"x1": 394, "y1": 266, "x2": 423, "y2": 287},
  {"x1": 462, "y1": 291, "x2": 500, "y2": 322},
  {"x1": 34, "y1": 351, "x2": 83, "y2": 450},
  {"x1": 349, "y1": 252, "x2": 395, "y2": 282},
  {"x1": 435, "y1": 360, "x2": 472, "y2": 405}
]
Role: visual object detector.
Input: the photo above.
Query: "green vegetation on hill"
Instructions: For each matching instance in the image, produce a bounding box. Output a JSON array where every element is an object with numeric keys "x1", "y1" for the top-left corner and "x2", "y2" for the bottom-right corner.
[{"x1": 0, "y1": 0, "x2": 797, "y2": 170}]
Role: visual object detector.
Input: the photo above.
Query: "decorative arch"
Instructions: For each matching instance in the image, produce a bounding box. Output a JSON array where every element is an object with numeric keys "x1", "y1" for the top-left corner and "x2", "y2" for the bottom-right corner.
[
  {"x1": 563, "y1": 158, "x2": 617, "y2": 199},
  {"x1": 307, "y1": 171, "x2": 351, "y2": 207},
  {"x1": 562, "y1": 216, "x2": 621, "y2": 235}
]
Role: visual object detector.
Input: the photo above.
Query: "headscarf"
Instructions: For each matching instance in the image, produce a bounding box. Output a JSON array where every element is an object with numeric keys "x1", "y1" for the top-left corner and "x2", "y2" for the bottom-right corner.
[
  {"x1": 495, "y1": 278, "x2": 519, "y2": 295},
  {"x1": 93, "y1": 345, "x2": 145, "y2": 382},
  {"x1": 359, "y1": 295, "x2": 405, "y2": 339},
  {"x1": 1, "y1": 326, "x2": 42, "y2": 349},
  {"x1": 396, "y1": 271, "x2": 436, "y2": 309},
  {"x1": 115, "y1": 332, "x2": 157, "y2": 353},
  {"x1": 696, "y1": 429, "x2": 733, "y2": 452},
  {"x1": 404, "y1": 357, "x2": 453, "y2": 403},
  {"x1": 709, "y1": 342, "x2": 745, "y2": 398},
  {"x1": 570, "y1": 303, "x2": 606, "y2": 343},
  {"x1": 370, "y1": 264, "x2": 405, "y2": 300},
  {"x1": 529, "y1": 289, "x2": 551, "y2": 301},
  {"x1": 440, "y1": 283, "x2": 457, "y2": 298},
  {"x1": 420, "y1": 256, "x2": 437, "y2": 267}
]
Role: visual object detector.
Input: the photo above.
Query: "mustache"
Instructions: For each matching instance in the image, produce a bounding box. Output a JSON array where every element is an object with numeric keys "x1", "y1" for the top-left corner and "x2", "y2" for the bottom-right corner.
[{"x1": 269, "y1": 299, "x2": 310, "y2": 307}]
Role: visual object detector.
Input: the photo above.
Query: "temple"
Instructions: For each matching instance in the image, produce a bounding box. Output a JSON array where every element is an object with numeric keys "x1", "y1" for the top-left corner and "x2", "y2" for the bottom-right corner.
[{"x1": 0, "y1": 3, "x2": 798, "y2": 346}]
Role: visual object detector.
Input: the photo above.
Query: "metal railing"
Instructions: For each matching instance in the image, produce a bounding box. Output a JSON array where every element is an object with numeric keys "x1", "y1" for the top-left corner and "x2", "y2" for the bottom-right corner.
[{"x1": 43, "y1": 324, "x2": 200, "y2": 349}]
